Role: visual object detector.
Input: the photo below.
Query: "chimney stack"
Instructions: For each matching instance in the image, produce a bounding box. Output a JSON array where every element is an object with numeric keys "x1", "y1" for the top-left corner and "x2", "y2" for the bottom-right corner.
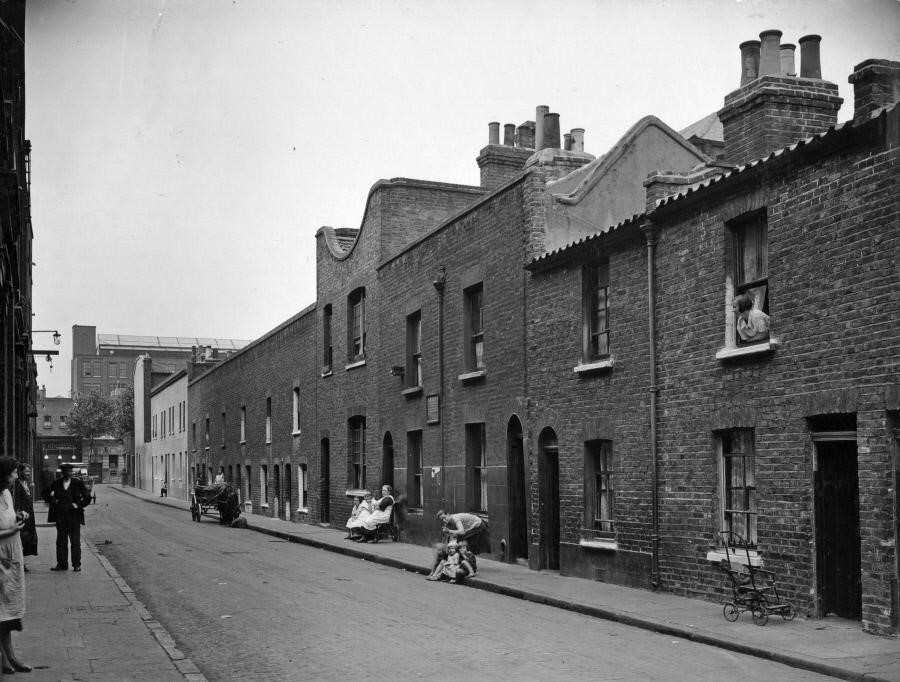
[
  {"x1": 780, "y1": 43, "x2": 796, "y2": 76},
  {"x1": 563, "y1": 133, "x2": 573, "y2": 151},
  {"x1": 534, "y1": 105, "x2": 549, "y2": 151},
  {"x1": 799, "y1": 35, "x2": 822, "y2": 79},
  {"x1": 488, "y1": 122, "x2": 500, "y2": 145},
  {"x1": 739, "y1": 40, "x2": 761, "y2": 86},
  {"x1": 758, "y1": 30, "x2": 782, "y2": 76},
  {"x1": 503, "y1": 124, "x2": 516, "y2": 146},
  {"x1": 719, "y1": 29, "x2": 842, "y2": 165},
  {"x1": 848, "y1": 59, "x2": 900, "y2": 122}
]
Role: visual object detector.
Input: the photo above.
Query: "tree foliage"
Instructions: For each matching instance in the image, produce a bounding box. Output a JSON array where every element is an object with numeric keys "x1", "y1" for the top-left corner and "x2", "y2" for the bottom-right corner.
[
  {"x1": 66, "y1": 392, "x2": 114, "y2": 462},
  {"x1": 111, "y1": 385, "x2": 135, "y2": 438}
]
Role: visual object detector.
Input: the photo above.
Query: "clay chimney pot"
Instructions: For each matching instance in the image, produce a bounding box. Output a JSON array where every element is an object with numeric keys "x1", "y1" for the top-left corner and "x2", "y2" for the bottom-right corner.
[{"x1": 758, "y1": 29, "x2": 782, "y2": 77}]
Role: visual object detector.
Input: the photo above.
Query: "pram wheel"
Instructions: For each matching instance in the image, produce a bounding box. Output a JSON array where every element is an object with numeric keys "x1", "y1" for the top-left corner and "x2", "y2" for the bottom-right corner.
[
  {"x1": 780, "y1": 604, "x2": 796, "y2": 621},
  {"x1": 723, "y1": 602, "x2": 740, "y2": 622},
  {"x1": 751, "y1": 606, "x2": 769, "y2": 626}
]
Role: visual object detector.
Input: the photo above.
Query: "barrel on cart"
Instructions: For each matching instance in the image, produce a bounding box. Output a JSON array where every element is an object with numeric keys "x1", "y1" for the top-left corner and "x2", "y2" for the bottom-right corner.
[{"x1": 190, "y1": 483, "x2": 241, "y2": 524}]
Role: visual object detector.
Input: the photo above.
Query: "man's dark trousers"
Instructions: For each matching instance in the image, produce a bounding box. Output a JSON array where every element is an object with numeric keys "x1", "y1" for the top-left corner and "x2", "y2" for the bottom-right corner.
[{"x1": 55, "y1": 514, "x2": 81, "y2": 569}]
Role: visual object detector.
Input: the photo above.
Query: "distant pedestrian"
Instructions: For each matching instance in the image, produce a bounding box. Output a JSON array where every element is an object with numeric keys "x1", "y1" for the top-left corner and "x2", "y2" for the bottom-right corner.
[
  {"x1": 43, "y1": 462, "x2": 92, "y2": 572},
  {"x1": 160, "y1": 480, "x2": 168, "y2": 498},
  {"x1": 11, "y1": 464, "x2": 36, "y2": 569},
  {"x1": 0, "y1": 456, "x2": 30, "y2": 673}
]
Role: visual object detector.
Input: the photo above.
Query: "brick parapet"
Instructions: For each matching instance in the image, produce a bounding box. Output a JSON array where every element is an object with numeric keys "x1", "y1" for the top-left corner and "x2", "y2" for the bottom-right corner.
[{"x1": 477, "y1": 144, "x2": 532, "y2": 190}]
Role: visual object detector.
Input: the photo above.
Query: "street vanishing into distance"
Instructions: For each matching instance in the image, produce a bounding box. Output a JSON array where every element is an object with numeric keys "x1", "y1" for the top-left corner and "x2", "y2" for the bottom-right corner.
[{"x1": 82, "y1": 486, "x2": 834, "y2": 681}]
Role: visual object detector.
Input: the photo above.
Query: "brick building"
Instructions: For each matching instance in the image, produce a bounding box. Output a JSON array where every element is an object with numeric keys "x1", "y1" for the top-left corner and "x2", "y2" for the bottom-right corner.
[
  {"x1": 34, "y1": 389, "x2": 81, "y2": 497},
  {"x1": 185, "y1": 31, "x2": 899, "y2": 634},
  {"x1": 0, "y1": 0, "x2": 36, "y2": 468},
  {"x1": 526, "y1": 34, "x2": 899, "y2": 634}
]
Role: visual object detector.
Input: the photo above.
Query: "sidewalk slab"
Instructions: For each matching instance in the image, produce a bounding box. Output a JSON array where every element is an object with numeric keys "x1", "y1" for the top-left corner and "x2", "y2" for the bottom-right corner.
[
  {"x1": 17, "y1": 513, "x2": 207, "y2": 682},
  {"x1": 113, "y1": 484, "x2": 900, "y2": 682}
]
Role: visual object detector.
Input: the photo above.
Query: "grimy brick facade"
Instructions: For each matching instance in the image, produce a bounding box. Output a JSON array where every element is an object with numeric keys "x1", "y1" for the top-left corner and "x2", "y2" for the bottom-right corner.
[{"x1": 184, "y1": 32, "x2": 899, "y2": 636}]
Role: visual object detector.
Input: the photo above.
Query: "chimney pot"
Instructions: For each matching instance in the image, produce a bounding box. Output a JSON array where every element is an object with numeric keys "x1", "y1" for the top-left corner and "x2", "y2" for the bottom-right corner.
[
  {"x1": 535, "y1": 105, "x2": 549, "y2": 151},
  {"x1": 516, "y1": 121, "x2": 535, "y2": 149},
  {"x1": 488, "y1": 122, "x2": 500, "y2": 145},
  {"x1": 739, "y1": 40, "x2": 761, "y2": 86},
  {"x1": 542, "y1": 113, "x2": 561, "y2": 150},
  {"x1": 758, "y1": 29, "x2": 782, "y2": 76},
  {"x1": 503, "y1": 123, "x2": 515, "y2": 146},
  {"x1": 780, "y1": 43, "x2": 796, "y2": 76},
  {"x1": 563, "y1": 133, "x2": 573, "y2": 151},
  {"x1": 570, "y1": 128, "x2": 585, "y2": 152},
  {"x1": 799, "y1": 34, "x2": 822, "y2": 79}
]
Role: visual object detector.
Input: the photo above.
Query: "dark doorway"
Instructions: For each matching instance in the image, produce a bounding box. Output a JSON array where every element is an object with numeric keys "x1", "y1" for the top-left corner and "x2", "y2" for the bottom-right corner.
[
  {"x1": 284, "y1": 465, "x2": 292, "y2": 520},
  {"x1": 320, "y1": 438, "x2": 331, "y2": 523},
  {"x1": 815, "y1": 436, "x2": 862, "y2": 619},
  {"x1": 507, "y1": 416, "x2": 528, "y2": 561},
  {"x1": 382, "y1": 432, "x2": 394, "y2": 490},
  {"x1": 538, "y1": 428, "x2": 560, "y2": 571},
  {"x1": 273, "y1": 464, "x2": 281, "y2": 518}
]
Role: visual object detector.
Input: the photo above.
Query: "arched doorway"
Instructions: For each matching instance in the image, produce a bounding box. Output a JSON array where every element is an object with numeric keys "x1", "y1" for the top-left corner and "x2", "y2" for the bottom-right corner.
[
  {"x1": 382, "y1": 432, "x2": 394, "y2": 490},
  {"x1": 320, "y1": 438, "x2": 331, "y2": 523},
  {"x1": 507, "y1": 416, "x2": 528, "y2": 561},
  {"x1": 538, "y1": 427, "x2": 560, "y2": 571}
]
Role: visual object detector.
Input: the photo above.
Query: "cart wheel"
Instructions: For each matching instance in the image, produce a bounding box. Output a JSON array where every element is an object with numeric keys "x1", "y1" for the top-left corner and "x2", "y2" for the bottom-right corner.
[
  {"x1": 781, "y1": 604, "x2": 796, "y2": 621},
  {"x1": 723, "y1": 603, "x2": 740, "y2": 622},
  {"x1": 751, "y1": 606, "x2": 769, "y2": 626}
]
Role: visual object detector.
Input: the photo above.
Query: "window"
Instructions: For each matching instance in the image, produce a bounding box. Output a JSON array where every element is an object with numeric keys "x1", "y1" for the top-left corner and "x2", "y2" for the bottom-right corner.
[
  {"x1": 192, "y1": 422, "x2": 196, "y2": 449},
  {"x1": 406, "y1": 311, "x2": 422, "y2": 387},
  {"x1": 323, "y1": 304, "x2": 333, "y2": 372},
  {"x1": 465, "y1": 423, "x2": 487, "y2": 513},
  {"x1": 119, "y1": 363, "x2": 127, "y2": 378},
  {"x1": 260, "y1": 465, "x2": 268, "y2": 506},
  {"x1": 718, "y1": 429, "x2": 757, "y2": 546},
  {"x1": 240, "y1": 406, "x2": 246, "y2": 442},
  {"x1": 583, "y1": 262, "x2": 610, "y2": 360},
  {"x1": 43, "y1": 415, "x2": 51, "y2": 429},
  {"x1": 348, "y1": 416, "x2": 366, "y2": 489},
  {"x1": 59, "y1": 415, "x2": 66, "y2": 427},
  {"x1": 204, "y1": 417, "x2": 210, "y2": 446},
  {"x1": 83, "y1": 360, "x2": 91, "y2": 377},
  {"x1": 92, "y1": 360, "x2": 101, "y2": 377},
  {"x1": 347, "y1": 288, "x2": 366, "y2": 362},
  {"x1": 246, "y1": 465, "x2": 252, "y2": 504},
  {"x1": 730, "y1": 212, "x2": 769, "y2": 345},
  {"x1": 109, "y1": 362, "x2": 117, "y2": 378},
  {"x1": 464, "y1": 284, "x2": 484, "y2": 371},
  {"x1": 584, "y1": 440, "x2": 615, "y2": 537},
  {"x1": 221, "y1": 410, "x2": 226, "y2": 444},
  {"x1": 298, "y1": 464, "x2": 308, "y2": 510},
  {"x1": 170, "y1": 406, "x2": 175, "y2": 435},
  {"x1": 161, "y1": 410, "x2": 166, "y2": 438},
  {"x1": 407, "y1": 430, "x2": 423, "y2": 509},
  {"x1": 292, "y1": 388, "x2": 301, "y2": 433},
  {"x1": 265, "y1": 397, "x2": 272, "y2": 443}
]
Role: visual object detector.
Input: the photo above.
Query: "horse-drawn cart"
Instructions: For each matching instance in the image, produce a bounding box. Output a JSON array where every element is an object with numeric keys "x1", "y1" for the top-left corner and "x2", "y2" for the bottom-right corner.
[{"x1": 190, "y1": 483, "x2": 241, "y2": 524}]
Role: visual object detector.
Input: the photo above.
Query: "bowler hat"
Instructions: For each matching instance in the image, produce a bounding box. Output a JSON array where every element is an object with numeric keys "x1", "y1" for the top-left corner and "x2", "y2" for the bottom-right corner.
[{"x1": 60, "y1": 462, "x2": 74, "y2": 471}]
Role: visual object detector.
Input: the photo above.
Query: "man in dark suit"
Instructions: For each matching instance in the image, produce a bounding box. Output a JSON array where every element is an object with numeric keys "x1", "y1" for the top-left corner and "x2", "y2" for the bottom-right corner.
[{"x1": 43, "y1": 463, "x2": 92, "y2": 572}]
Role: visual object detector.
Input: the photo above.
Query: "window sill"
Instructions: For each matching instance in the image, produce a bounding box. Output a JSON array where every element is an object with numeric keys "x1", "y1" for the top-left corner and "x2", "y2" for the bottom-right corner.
[
  {"x1": 458, "y1": 369, "x2": 486, "y2": 383},
  {"x1": 579, "y1": 538, "x2": 618, "y2": 551},
  {"x1": 240, "y1": 439, "x2": 247, "y2": 445},
  {"x1": 296, "y1": 507, "x2": 309, "y2": 515},
  {"x1": 292, "y1": 430, "x2": 302, "y2": 437},
  {"x1": 706, "y1": 548, "x2": 763, "y2": 567},
  {"x1": 321, "y1": 369, "x2": 333, "y2": 378},
  {"x1": 260, "y1": 504, "x2": 269, "y2": 509},
  {"x1": 716, "y1": 338, "x2": 778, "y2": 360},
  {"x1": 574, "y1": 357, "x2": 614, "y2": 374},
  {"x1": 407, "y1": 508, "x2": 424, "y2": 516},
  {"x1": 345, "y1": 359, "x2": 367, "y2": 371},
  {"x1": 401, "y1": 385, "x2": 423, "y2": 397}
]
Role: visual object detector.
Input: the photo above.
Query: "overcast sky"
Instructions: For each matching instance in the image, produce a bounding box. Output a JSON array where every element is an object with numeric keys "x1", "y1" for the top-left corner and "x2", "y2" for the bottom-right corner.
[{"x1": 25, "y1": 0, "x2": 900, "y2": 397}]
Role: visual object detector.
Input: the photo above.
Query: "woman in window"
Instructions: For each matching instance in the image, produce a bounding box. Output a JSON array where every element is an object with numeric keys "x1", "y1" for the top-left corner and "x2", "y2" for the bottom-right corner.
[{"x1": 733, "y1": 293, "x2": 770, "y2": 343}]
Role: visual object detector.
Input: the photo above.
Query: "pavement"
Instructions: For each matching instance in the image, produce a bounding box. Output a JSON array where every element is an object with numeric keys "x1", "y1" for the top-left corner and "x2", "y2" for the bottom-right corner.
[{"x1": 16, "y1": 484, "x2": 900, "y2": 682}]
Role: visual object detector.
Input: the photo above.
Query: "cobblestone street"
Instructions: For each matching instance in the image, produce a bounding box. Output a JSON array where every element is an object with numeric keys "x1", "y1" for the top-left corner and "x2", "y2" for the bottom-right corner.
[{"x1": 81, "y1": 488, "x2": 837, "y2": 681}]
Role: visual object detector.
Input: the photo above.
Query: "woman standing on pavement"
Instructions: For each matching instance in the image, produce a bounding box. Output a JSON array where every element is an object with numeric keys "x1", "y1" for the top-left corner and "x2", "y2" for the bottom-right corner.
[
  {"x1": 0, "y1": 455, "x2": 31, "y2": 673},
  {"x1": 12, "y1": 464, "x2": 37, "y2": 570}
]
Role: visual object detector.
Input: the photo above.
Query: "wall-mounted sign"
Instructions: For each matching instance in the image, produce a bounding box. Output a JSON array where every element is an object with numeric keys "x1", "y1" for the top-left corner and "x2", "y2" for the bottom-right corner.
[{"x1": 426, "y1": 394, "x2": 440, "y2": 424}]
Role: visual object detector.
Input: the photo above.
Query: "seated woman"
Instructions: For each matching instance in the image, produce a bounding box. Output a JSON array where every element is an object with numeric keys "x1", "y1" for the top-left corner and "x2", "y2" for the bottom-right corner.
[
  {"x1": 354, "y1": 485, "x2": 394, "y2": 542},
  {"x1": 344, "y1": 493, "x2": 374, "y2": 540},
  {"x1": 214, "y1": 467, "x2": 226, "y2": 485}
]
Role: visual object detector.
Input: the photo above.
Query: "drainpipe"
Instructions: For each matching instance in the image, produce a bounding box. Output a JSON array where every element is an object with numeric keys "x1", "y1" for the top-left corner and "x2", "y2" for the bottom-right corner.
[
  {"x1": 433, "y1": 267, "x2": 447, "y2": 509},
  {"x1": 641, "y1": 219, "x2": 661, "y2": 590}
]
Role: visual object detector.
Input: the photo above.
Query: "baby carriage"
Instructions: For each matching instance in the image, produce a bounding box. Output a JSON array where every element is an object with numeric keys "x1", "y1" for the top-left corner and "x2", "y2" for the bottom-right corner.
[{"x1": 717, "y1": 531, "x2": 795, "y2": 626}]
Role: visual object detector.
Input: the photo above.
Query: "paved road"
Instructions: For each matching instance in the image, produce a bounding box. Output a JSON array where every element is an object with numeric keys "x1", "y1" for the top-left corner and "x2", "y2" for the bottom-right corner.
[{"x1": 85, "y1": 488, "x2": 831, "y2": 681}]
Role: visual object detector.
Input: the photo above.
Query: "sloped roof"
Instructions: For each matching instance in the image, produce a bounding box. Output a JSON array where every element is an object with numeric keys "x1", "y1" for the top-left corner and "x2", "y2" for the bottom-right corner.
[{"x1": 678, "y1": 112, "x2": 723, "y2": 142}]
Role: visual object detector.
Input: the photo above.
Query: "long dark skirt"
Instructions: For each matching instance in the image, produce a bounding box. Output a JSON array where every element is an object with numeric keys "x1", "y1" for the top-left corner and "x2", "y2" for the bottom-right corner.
[{"x1": 461, "y1": 521, "x2": 491, "y2": 554}]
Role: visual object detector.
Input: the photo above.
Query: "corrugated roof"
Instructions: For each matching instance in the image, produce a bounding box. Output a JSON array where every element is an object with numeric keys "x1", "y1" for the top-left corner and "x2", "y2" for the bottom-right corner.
[{"x1": 96, "y1": 335, "x2": 251, "y2": 351}]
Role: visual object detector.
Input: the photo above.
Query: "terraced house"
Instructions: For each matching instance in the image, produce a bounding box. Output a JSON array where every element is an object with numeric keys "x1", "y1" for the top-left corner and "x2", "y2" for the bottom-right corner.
[{"x1": 183, "y1": 32, "x2": 899, "y2": 635}]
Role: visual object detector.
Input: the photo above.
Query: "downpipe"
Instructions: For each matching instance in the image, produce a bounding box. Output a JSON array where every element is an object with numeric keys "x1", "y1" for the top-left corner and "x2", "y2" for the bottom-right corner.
[{"x1": 642, "y1": 221, "x2": 661, "y2": 590}]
